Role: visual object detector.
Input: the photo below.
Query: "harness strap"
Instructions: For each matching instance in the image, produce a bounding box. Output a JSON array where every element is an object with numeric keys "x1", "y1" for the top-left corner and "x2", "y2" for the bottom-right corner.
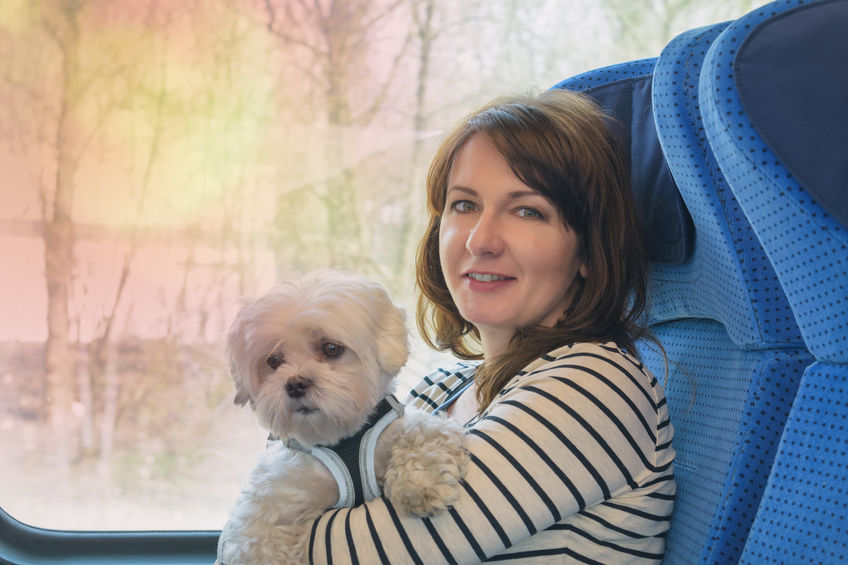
[
  {"x1": 284, "y1": 394, "x2": 404, "y2": 508},
  {"x1": 359, "y1": 394, "x2": 404, "y2": 502}
]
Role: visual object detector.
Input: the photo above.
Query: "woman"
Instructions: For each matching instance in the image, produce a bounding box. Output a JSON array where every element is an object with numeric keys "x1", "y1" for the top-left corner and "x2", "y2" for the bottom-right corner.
[{"x1": 309, "y1": 89, "x2": 675, "y2": 563}]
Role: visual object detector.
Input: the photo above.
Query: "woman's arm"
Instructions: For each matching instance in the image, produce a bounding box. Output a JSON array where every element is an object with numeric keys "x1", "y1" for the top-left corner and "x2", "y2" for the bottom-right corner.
[{"x1": 308, "y1": 344, "x2": 671, "y2": 564}]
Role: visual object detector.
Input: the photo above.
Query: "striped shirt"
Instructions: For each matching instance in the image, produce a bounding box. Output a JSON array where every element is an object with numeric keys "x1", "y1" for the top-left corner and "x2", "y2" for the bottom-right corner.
[{"x1": 308, "y1": 341, "x2": 676, "y2": 563}]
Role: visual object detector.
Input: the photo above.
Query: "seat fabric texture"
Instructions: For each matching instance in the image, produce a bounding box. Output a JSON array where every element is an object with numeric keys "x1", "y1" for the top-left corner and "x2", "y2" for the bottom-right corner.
[
  {"x1": 699, "y1": 0, "x2": 848, "y2": 562},
  {"x1": 648, "y1": 20, "x2": 810, "y2": 564}
]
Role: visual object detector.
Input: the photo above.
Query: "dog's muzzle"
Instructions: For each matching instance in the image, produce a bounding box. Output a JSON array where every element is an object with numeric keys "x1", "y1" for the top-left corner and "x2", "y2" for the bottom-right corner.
[{"x1": 286, "y1": 377, "x2": 310, "y2": 398}]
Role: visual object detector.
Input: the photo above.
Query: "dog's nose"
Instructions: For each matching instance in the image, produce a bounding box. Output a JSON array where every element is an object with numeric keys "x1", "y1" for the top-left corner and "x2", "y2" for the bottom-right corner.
[{"x1": 285, "y1": 378, "x2": 310, "y2": 399}]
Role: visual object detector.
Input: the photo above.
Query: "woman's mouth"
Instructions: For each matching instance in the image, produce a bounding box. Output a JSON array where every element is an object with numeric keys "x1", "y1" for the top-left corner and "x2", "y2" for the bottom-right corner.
[
  {"x1": 463, "y1": 272, "x2": 515, "y2": 291},
  {"x1": 466, "y1": 272, "x2": 510, "y2": 282}
]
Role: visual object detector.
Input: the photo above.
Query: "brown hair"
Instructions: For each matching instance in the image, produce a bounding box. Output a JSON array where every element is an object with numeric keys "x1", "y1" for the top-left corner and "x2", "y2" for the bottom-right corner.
[{"x1": 415, "y1": 89, "x2": 653, "y2": 411}]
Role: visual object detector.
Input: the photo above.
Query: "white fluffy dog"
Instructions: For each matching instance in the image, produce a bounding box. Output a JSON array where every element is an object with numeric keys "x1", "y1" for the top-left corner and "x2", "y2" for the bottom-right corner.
[{"x1": 217, "y1": 270, "x2": 468, "y2": 564}]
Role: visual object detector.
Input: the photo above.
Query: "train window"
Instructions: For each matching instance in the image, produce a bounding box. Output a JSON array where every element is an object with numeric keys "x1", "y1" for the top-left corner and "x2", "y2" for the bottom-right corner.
[{"x1": 0, "y1": 0, "x2": 759, "y2": 532}]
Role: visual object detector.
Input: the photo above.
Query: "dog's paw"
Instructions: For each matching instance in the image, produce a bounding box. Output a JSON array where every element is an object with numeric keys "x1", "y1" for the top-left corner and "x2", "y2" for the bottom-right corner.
[{"x1": 383, "y1": 415, "x2": 468, "y2": 516}]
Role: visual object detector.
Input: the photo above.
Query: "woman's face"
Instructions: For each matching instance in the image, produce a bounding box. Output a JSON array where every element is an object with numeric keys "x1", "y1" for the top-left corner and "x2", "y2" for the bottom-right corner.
[{"x1": 438, "y1": 133, "x2": 587, "y2": 356}]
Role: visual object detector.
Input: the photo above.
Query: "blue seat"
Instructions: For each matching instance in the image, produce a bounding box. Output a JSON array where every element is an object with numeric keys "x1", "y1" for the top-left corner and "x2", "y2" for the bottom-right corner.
[
  {"x1": 555, "y1": 23, "x2": 812, "y2": 563},
  {"x1": 700, "y1": 0, "x2": 848, "y2": 562},
  {"x1": 649, "y1": 22, "x2": 812, "y2": 564}
]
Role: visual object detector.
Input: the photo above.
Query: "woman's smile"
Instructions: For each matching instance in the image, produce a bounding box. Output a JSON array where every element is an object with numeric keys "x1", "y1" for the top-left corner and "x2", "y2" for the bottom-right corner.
[
  {"x1": 463, "y1": 271, "x2": 515, "y2": 290},
  {"x1": 465, "y1": 272, "x2": 511, "y2": 282}
]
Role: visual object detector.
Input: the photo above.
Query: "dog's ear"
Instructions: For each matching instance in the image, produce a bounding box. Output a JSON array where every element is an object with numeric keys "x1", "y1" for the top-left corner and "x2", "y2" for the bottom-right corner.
[
  {"x1": 375, "y1": 299, "x2": 409, "y2": 376},
  {"x1": 233, "y1": 387, "x2": 251, "y2": 407},
  {"x1": 229, "y1": 354, "x2": 252, "y2": 407},
  {"x1": 226, "y1": 300, "x2": 255, "y2": 408}
]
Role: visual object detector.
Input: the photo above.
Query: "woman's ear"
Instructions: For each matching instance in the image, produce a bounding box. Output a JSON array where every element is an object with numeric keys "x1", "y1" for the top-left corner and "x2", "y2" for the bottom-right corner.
[{"x1": 579, "y1": 263, "x2": 589, "y2": 279}]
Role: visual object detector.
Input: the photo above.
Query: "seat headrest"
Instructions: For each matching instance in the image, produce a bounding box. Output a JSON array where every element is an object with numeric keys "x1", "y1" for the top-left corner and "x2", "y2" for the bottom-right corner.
[
  {"x1": 734, "y1": 0, "x2": 848, "y2": 227},
  {"x1": 700, "y1": 0, "x2": 847, "y2": 359},
  {"x1": 649, "y1": 21, "x2": 805, "y2": 348},
  {"x1": 554, "y1": 69, "x2": 695, "y2": 264}
]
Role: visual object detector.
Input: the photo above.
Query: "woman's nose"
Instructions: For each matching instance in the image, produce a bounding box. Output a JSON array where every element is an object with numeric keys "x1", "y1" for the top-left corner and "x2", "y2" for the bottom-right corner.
[{"x1": 466, "y1": 212, "x2": 504, "y2": 256}]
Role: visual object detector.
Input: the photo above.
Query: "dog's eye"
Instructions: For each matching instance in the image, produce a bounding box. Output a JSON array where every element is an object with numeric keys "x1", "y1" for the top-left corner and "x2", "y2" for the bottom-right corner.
[
  {"x1": 266, "y1": 354, "x2": 284, "y2": 370},
  {"x1": 322, "y1": 342, "x2": 345, "y2": 358}
]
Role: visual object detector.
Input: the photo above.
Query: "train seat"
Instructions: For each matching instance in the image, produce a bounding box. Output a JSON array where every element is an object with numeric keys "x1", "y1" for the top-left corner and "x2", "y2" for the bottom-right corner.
[
  {"x1": 554, "y1": 19, "x2": 812, "y2": 562},
  {"x1": 700, "y1": 0, "x2": 848, "y2": 562}
]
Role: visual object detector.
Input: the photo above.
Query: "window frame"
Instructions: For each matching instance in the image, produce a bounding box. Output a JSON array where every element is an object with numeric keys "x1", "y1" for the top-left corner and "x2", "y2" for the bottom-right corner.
[{"x1": 0, "y1": 507, "x2": 218, "y2": 564}]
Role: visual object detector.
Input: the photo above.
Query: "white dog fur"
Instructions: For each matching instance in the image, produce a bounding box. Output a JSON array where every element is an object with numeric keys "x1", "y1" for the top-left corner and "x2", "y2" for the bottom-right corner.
[{"x1": 217, "y1": 270, "x2": 468, "y2": 564}]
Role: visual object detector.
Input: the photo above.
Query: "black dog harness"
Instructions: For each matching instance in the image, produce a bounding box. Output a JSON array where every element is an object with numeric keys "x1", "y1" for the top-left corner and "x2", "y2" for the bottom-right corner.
[{"x1": 280, "y1": 395, "x2": 404, "y2": 507}]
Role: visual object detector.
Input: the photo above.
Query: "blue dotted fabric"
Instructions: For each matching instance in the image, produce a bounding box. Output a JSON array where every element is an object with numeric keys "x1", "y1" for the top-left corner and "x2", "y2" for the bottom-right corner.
[
  {"x1": 699, "y1": 0, "x2": 848, "y2": 362},
  {"x1": 550, "y1": 58, "x2": 657, "y2": 90},
  {"x1": 639, "y1": 322, "x2": 811, "y2": 564},
  {"x1": 648, "y1": 22, "x2": 811, "y2": 562},
  {"x1": 739, "y1": 361, "x2": 848, "y2": 564},
  {"x1": 698, "y1": 1, "x2": 848, "y2": 562},
  {"x1": 643, "y1": 18, "x2": 812, "y2": 563},
  {"x1": 650, "y1": 21, "x2": 804, "y2": 350}
]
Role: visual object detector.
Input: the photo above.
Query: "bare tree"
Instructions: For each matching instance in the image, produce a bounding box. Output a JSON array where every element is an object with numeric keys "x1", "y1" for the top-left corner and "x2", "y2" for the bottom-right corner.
[
  {"x1": 386, "y1": 0, "x2": 436, "y2": 295},
  {"x1": 39, "y1": 0, "x2": 87, "y2": 470},
  {"x1": 262, "y1": 0, "x2": 414, "y2": 272}
]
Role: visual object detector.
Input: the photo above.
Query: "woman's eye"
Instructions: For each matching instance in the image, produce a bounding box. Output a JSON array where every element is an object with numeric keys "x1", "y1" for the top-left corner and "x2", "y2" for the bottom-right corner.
[
  {"x1": 451, "y1": 200, "x2": 477, "y2": 213},
  {"x1": 322, "y1": 342, "x2": 345, "y2": 358},
  {"x1": 266, "y1": 354, "x2": 284, "y2": 370},
  {"x1": 517, "y1": 207, "x2": 544, "y2": 219}
]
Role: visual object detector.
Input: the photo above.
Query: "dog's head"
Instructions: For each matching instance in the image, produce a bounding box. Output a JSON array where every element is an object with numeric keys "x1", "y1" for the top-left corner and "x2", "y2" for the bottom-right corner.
[{"x1": 226, "y1": 270, "x2": 409, "y2": 446}]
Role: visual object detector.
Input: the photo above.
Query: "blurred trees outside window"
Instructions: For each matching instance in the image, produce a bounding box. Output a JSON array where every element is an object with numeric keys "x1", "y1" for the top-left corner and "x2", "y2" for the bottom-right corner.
[{"x1": 0, "y1": 0, "x2": 759, "y2": 530}]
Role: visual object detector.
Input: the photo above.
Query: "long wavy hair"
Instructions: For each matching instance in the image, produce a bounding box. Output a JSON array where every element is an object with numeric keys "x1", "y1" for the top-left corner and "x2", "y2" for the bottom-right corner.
[{"x1": 415, "y1": 89, "x2": 653, "y2": 411}]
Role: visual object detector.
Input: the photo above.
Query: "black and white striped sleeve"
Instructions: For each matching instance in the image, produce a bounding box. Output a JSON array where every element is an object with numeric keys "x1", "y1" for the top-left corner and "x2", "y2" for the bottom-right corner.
[{"x1": 307, "y1": 343, "x2": 675, "y2": 564}]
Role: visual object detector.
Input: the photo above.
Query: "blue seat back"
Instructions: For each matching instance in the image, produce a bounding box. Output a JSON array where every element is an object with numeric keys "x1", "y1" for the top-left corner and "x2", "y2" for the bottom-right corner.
[
  {"x1": 700, "y1": 0, "x2": 848, "y2": 562},
  {"x1": 554, "y1": 24, "x2": 811, "y2": 564},
  {"x1": 650, "y1": 22, "x2": 810, "y2": 564}
]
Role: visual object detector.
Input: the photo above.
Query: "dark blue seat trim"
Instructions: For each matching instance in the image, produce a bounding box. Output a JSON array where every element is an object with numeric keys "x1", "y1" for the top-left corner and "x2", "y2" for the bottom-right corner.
[{"x1": 734, "y1": 0, "x2": 848, "y2": 226}]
